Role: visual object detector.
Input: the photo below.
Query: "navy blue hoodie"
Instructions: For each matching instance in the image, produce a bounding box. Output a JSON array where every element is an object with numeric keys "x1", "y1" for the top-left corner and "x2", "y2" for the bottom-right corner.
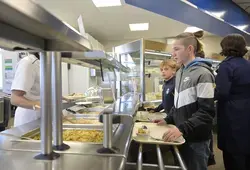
[{"x1": 154, "y1": 77, "x2": 175, "y2": 113}]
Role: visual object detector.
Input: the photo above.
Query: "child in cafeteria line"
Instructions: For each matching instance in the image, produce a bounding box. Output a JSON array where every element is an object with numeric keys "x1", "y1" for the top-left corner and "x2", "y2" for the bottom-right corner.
[
  {"x1": 155, "y1": 31, "x2": 215, "y2": 170},
  {"x1": 147, "y1": 59, "x2": 179, "y2": 114}
]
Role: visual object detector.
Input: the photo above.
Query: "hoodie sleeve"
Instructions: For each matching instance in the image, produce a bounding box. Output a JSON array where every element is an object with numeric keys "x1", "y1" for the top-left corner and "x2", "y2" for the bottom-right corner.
[
  {"x1": 164, "y1": 106, "x2": 175, "y2": 124},
  {"x1": 154, "y1": 103, "x2": 164, "y2": 112},
  {"x1": 178, "y1": 71, "x2": 215, "y2": 137}
]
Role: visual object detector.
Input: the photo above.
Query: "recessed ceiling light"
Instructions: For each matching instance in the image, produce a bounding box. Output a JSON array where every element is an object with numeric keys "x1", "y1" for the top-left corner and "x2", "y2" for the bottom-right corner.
[
  {"x1": 129, "y1": 23, "x2": 149, "y2": 31},
  {"x1": 92, "y1": 0, "x2": 121, "y2": 7},
  {"x1": 184, "y1": 26, "x2": 203, "y2": 33},
  {"x1": 235, "y1": 24, "x2": 249, "y2": 31},
  {"x1": 204, "y1": 10, "x2": 226, "y2": 19}
]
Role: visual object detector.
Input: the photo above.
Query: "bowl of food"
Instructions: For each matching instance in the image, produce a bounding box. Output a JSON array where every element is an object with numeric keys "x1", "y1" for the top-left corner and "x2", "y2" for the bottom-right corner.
[{"x1": 136, "y1": 125, "x2": 150, "y2": 140}]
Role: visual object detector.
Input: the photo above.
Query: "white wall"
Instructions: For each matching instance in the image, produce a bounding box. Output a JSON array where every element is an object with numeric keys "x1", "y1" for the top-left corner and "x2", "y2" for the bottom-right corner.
[
  {"x1": 61, "y1": 63, "x2": 69, "y2": 96},
  {"x1": 201, "y1": 36, "x2": 223, "y2": 58},
  {"x1": 68, "y1": 65, "x2": 90, "y2": 94}
]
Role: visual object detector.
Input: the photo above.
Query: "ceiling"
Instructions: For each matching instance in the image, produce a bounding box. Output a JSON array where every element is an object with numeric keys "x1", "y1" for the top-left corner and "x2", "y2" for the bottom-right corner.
[
  {"x1": 233, "y1": 0, "x2": 250, "y2": 13},
  {"x1": 32, "y1": 0, "x2": 214, "y2": 43}
]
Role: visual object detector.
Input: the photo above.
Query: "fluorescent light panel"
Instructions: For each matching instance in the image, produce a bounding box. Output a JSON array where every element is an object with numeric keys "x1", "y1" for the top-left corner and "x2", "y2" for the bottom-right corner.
[
  {"x1": 92, "y1": 0, "x2": 121, "y2": 7},
  {"x1": 129, "y1": 23, "x2": 149, "y2": 31},
  {"x1": 235, "y1": 24, "x2": 249, "y2": 31},
  {"x1": 210, "y1": 11, "x2": 226, "y2": 18},
  {"x1": 184, "y1": 26, "x2": 202, "y2": 33},
  {"x1": 204, "y1": 10, "x2": 226, "y2": 19}
]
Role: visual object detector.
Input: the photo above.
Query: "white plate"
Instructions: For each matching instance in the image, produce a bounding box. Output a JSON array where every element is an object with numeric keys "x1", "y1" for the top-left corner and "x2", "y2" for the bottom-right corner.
[
  {"x1": 75, "y1": 102, "x2": 92, "y2": 105},
  {"x1": 149, "y1": 125, "x2": 184, "y2": 143}
]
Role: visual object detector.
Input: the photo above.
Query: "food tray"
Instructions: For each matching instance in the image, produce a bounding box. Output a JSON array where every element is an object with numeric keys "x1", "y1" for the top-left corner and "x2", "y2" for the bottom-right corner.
[
  {"x1": 132, "y1": 122, "x2": 185, "y2": 145},
  {"x1": 63, "y1": 93, "x2": 85, "y2": 100},
  {"x1": 63, "y1": 117, "x2": 103, "y2": 129},
  {"x1": 63, "y1": 117, "x2": 101, "y2": 124},
  {"x1": 21, "y1": 128, "x2": 104, "y2": 143},
  {"x1": 136, "y1": 111, "x2": 167, "y2": 122},
  {"x1": 63, "y1": 124, "x2": 103, "y2": 129}
]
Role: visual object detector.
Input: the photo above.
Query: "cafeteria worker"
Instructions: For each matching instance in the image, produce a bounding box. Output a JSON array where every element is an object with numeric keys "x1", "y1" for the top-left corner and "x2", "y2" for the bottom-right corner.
[{"x1": 11, "y1": 51, "x2": 41, "y2": 127}]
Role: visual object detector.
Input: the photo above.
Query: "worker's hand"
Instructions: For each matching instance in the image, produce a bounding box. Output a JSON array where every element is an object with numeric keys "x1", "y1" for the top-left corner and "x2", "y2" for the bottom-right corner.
[
  {"x1": 162, "y1": 127, "x2": 182, "y2": 142},
  {"x1": 153, "y1": 119, "x2": 166, "y2": 125}
]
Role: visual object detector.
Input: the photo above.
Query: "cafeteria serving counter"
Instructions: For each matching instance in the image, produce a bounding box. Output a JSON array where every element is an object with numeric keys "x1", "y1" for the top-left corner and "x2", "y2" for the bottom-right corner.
[{"x1": 0, "y1": 93, "x2": 140, "y2": 170}]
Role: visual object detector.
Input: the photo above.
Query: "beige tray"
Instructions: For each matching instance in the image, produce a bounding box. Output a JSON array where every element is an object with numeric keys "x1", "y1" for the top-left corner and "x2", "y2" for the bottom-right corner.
[
  {"x1": 136, "y1": 111, "x2": 167, "y2": 122},
  {"x1": 132, "y1": 122, "x2": 185, "y2": 145}
]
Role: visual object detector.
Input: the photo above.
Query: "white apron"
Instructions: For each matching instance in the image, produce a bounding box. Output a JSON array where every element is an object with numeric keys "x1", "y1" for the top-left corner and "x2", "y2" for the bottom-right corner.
[
  {"x1": 11, "y1": 54, "x2": 40, "y2": 127},
  {"x1": 14, "y1": 107, "x2": 40, "y2": 127}
]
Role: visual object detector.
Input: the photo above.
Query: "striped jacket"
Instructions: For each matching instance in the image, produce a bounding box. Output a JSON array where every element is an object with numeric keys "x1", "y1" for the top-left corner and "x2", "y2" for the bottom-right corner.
[{"x1": 165, "y1": 58, "x2": 215, "y2": 142}]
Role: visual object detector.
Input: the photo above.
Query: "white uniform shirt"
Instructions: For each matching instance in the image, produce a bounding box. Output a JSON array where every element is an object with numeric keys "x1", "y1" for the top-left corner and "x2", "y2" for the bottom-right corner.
[{"x1": 11, "y1": 54, "x2": 40, "y2": 127}]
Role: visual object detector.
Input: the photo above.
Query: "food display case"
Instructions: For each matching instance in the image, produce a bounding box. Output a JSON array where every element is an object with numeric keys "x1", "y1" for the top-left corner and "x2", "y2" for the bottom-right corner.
[{"x1": 114, "y1": 39, "x2": 171, "y2": 102}]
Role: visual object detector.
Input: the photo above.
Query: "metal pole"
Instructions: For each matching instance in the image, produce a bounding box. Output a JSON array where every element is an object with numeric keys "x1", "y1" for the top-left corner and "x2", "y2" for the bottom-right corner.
[
  {"x1": 40, "y1": 52, "x2": 52, "y2": 154},
  {"x1": 51, "y1": 52, "x2": 63, "y2": 146},
  {"x1": 156, "y1": 145, "x2": 165, "y2": 170},
  {"x1": 126, "y1": 162, "x2": 182, "y2": 169},
  {"x1": 97, "y1": 109, "x2": 117, "y2": 154},
  {"x1": 173, "y1": 146, "x2": 187, "y2": 170},
  {"x1": 35, "y1": 52, "x2": 60, "y2": 160},
  {"x1": 137, "y1": 143, "x2": 143, "y2": 170},
  {"x1": 38, "y1": 52, "x2": 52, "y2": 155},
  {"x1": 112, "y1": 69, "x2": 117, "y2": 100},
  {"x1": 51, "y1": 52, "x2": 69, "y2": 151},
  {"x1": 103, "y1": 112, "x2": 112, "y2": 148},
  {"x1": 140, "y1": 39, "x2": 145, "y2": 102}
]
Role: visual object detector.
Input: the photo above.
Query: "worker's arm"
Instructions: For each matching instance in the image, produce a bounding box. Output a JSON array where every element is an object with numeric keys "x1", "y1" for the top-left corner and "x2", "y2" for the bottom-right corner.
[{"x1": 11, "y1": 90, "x2": 40, "y2": 110}]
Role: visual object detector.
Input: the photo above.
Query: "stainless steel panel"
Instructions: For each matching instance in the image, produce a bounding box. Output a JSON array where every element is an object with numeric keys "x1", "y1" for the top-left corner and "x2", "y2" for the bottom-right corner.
[
  {"x1": 0, "y1": 150, "x2": 125, "y2": 170},
  {"x1": 62, "y1": 51, "x2": 130, "y2": 72},
  {"x1": 0, "y1": 22, "x2": 44, "y2": 50},
  {"x1": 0, "y1": 0, "x2": 91, "y2": 51},
  {"x1": 115, "y1": 40, "x2": 141, "y2": 55}
]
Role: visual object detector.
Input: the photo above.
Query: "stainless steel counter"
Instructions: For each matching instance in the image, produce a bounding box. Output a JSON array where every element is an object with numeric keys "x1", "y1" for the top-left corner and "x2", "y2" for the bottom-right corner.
[
  {"x1": 0, "y1": 93, "x2": 140, "y2": 170},
  {"x1": 0, "y1": 150, "x2": 126, "y2": 170}
]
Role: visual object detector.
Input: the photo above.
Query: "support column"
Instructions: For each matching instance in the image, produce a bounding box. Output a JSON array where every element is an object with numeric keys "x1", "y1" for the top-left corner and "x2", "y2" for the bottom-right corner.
[
  {"x1": 51, "y1": 52, "x2": 70, "y2": 151},
  {"x1": 34, "y1": 52, "x2": 60, "y2": 160}
]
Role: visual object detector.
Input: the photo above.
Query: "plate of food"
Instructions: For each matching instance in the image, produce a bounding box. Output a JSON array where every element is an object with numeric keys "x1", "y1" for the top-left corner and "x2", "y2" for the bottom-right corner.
[{"x1": 149, "y1": 125, "x2": 185, "y2": 143}]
